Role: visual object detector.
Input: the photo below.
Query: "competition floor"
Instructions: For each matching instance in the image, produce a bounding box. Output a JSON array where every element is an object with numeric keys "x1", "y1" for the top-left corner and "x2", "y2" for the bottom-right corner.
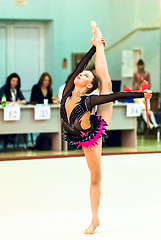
[{"x1": 0, "y1": 153, "x2": 161, "y2": 240}]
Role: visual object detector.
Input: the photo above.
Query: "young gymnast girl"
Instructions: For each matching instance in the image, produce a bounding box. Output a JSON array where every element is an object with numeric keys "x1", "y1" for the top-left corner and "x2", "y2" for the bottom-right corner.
[{"x1": 60, "y1": 22, "x2": 152, "y2": 234}]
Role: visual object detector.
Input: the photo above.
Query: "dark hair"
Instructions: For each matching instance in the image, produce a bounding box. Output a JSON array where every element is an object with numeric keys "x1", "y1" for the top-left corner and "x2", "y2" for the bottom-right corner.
[
  {"x1": 4, "y1": 73, "x2": 21, "y2": 101},
  {"x1": 5, "y1": 73, "x2": 21, "y2": 90},
  {"x1": 137, "y1": 59, "x2": 144, "y2": 66},
  {"x1": 65, "y1": 69, "x2": 99, "y2": 94},
  {"x1": 37, "y1": 72, "x2": 52, "y2": 91},
  {"x1": 86, "y1": 69, "x2": 100, "y2": 94},
  {"x1": 5, "y1": 73, "x2": 21, "y2": 91}
]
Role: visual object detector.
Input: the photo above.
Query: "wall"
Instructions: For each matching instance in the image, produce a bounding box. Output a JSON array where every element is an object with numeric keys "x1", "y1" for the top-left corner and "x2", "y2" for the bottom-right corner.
[
  {"x1": 106, "y1": 29, "x2": 160, "y2": 91},
  {"x1": 105, "y1": 0, "x2": 160, "y2": 92},
  {"x1": 0, "y1": 0, "x2": 110, "y2": 95},
  {"x1": 0, "y1": 0, "x2": 160, "y2": 95}
]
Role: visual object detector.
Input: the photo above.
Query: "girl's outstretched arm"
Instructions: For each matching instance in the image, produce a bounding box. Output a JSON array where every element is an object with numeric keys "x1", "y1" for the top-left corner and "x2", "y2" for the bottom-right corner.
[
  {"x1": 87, "y1": 90, "x2": 152, "y2": 109},
  {"x1": 62, "y1": 46, "x2": 96, "y2": 97}
]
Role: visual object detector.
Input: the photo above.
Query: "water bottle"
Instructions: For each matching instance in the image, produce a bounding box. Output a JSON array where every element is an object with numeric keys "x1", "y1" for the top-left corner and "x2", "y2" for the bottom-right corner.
[{"x1": 1, "y1": 95, "x2": 6, "y2": 107}]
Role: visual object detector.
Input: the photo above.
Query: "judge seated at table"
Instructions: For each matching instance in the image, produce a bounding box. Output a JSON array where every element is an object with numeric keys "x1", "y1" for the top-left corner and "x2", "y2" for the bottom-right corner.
[
  {"x1": 30, "y1": 72, "x2": 53, "y2": 104},
  {"x1": 0, "y1": 73, "x2": 26, "y2": 104},
  {"x1": 0, "y1": 73, "x2": 26, "y2": 149}
]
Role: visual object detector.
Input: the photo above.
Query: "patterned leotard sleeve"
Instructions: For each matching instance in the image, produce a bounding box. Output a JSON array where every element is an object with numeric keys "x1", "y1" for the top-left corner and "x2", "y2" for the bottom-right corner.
[
  {"x1": 62, "y1": 46, "x2": 96, "y2": 97},
  {"x1": 86, "y1": 92, "x2": 144, "y2": 110}
]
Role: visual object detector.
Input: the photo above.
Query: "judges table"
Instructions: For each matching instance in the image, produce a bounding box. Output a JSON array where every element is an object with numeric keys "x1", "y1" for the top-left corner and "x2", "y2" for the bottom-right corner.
[
  {"x1": 0, "y1": 103, "x2": 138, "y2": 151},
  {"x1": 109, "y1": 103, "x2": 137, "y2": 147},
  {"x1": 0, "y1": 104, "x2": 61, "y2": 151}
]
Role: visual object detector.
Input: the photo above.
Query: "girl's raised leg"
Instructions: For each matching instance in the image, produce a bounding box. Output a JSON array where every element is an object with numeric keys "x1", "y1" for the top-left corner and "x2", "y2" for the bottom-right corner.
[{"x1": 91, "y1": 22, "x2": 113, "y2": 123}]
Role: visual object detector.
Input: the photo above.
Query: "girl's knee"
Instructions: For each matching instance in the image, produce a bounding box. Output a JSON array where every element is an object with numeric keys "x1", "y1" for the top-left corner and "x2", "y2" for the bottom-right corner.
[{"x1": 91, "y1": 172, "x2": 102, "y2": 185}]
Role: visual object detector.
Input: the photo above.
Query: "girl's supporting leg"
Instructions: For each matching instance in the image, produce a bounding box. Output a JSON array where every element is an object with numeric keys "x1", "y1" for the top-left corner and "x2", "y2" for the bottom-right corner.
[{"x1": 83, "y1": 138, "x2": 102, "y2": 234}]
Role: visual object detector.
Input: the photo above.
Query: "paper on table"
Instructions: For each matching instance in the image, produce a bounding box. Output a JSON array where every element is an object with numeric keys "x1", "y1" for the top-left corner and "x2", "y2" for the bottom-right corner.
[
  {"x1": 34, "y1": 105, "x2": 51, "y2": 120},
  {"x1": 4, "y1": 105, "x2": 20, "y2": 121},
  {"x1": 126, "y1": 103, "x2": 141, "y2": 117}
]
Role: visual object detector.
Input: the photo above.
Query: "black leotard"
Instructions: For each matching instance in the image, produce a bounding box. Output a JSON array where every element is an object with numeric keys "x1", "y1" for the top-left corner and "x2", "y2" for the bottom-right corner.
[{"x1": 60, "y1": 46, "x2": 144, "y2": 148}]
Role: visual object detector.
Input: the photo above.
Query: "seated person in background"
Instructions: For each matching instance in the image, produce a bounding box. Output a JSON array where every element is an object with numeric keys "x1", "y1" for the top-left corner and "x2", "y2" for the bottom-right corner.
[
  {"x1": 135, "y1": 98, "x2": 159, "y2": 129},
  {"x1": 58, "y1": 84, "x2": 65, "y2": 102},
  {"x1": 0, "y1": 73, "x2": 26, "y2": 104},
  {"x1": 30, "y1": 72, "x2": 53, "y2": 104},
  {"x1": 0, "y1": 73, "x2": 26, "y2": 148},
  {"x1": 133, "y1": 59, "x2": 151, "y2": 90}
]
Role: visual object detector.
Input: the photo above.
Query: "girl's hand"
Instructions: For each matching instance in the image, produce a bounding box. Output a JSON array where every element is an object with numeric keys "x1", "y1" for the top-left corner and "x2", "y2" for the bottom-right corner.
[
  {"x1": 144, "y1": 89, "x2": 152, "y2": 99},
  {"x1": 101, "y1": 37, "x2": 106, "y2": 46},
  {"x1": 90, "y1": 36, "x2": 106, "y2": 46}
]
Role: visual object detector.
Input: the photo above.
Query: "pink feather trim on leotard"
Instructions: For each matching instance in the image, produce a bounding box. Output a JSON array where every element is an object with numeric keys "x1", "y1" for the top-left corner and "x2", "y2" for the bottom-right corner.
[{"x1": 74, "y1": 116, "x2": 107, "y2": 149}]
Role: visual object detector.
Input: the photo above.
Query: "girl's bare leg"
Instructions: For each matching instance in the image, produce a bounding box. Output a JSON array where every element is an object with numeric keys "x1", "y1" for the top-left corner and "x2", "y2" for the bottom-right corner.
[
  {"x1": 91, "y1": 22, "x2": 113, "y2": 123},
  {"x1": 83, "y1": 138, "x2": 102, "y2": 234}
]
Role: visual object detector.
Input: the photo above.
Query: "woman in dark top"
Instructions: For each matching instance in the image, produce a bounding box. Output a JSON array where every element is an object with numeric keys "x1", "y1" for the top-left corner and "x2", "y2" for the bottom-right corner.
[
  {"x1": 0, "y1": 73, "x2": 26, "y2": 104},
  {"x1": 30, "y1": 73, "x2": 53, "y2": 104},
  {"x1": 0, "y1": 73, "x2": 26, "y2": 148},
  {"x1": 60, "y1": 22, "x2": 152, "y2": 234}
]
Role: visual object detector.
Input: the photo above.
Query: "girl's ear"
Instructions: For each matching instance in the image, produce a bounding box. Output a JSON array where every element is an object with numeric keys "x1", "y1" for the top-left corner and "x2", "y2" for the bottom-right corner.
[{"x1": 87, "y1": 83, "x2": 93, "y2": 89}]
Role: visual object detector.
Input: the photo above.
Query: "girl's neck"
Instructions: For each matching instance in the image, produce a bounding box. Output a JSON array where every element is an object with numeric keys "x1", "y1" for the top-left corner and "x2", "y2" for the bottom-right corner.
[{"x1": 72, "y1": 87, "x2": 86, "y2": 97}]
